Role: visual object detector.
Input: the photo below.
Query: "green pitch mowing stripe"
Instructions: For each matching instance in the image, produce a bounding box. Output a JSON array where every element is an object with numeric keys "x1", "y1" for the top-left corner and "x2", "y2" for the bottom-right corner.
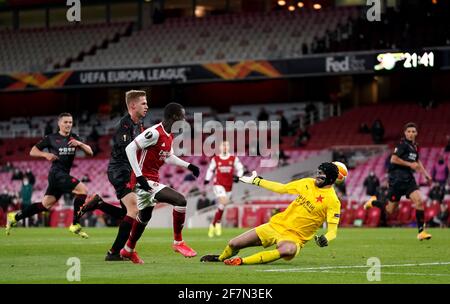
[{"x1": 0, "y1": 227, "x2": 449, "y2": 284}]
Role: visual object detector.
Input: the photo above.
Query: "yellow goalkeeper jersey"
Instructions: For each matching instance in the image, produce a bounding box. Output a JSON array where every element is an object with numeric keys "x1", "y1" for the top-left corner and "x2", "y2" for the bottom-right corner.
[{"x1": 264, "y1": 178, "x2": 341, "y2": 242}]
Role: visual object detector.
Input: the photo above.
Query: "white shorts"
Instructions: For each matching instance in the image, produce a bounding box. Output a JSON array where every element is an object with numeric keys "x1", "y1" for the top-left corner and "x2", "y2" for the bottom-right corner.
[
  {"x1": 213, "y1": 185, "x2": 232, "y2": 200},
  {"x1": 135, "y1": 180, "x2": 166, "y2": 210}
]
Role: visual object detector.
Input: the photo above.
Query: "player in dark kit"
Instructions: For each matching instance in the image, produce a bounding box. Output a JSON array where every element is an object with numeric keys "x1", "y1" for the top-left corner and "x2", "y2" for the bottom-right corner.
[
  {"x1": 6, "y1": 113, "x2": 95, "y2": 238},
  {"x1": 120, "y1": 103, "x2": 199, "y2": 263},
  {"x1": 364, "y1": 122, "x2": 433, "y2": 240},
  {"x1": 77, "y1": 90, "x2": 149, "y2": 261}
]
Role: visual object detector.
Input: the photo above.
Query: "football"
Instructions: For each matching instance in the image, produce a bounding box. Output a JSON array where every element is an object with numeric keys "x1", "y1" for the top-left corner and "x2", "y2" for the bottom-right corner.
[{"x1": 333, "y1": 161, "x2": 348, "y2": 184}]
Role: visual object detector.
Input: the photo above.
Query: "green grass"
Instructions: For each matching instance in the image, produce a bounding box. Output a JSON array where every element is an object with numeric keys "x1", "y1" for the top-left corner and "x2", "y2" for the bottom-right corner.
[{"x1": 0, "y1": 227, "x2": 449, "y2": 284}]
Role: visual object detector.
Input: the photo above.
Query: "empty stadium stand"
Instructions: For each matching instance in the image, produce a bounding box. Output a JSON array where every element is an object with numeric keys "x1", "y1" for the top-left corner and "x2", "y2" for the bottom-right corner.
[
  {"x1": 305, "y1": 103, "x2": 450, "y2": 149},
  {"x1": 0, "y1": 22, "x2": 131, "y2": 73},
  {"x1": 71, "y1": 7, "x2": 360, "y2": 69},
  {"x1": 316, "y1": 7, "x2": 450, "y2": 54}
]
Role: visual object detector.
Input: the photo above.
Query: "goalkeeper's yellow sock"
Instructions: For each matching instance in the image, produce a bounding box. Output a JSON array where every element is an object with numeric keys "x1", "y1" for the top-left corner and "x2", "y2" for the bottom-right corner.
[
  {"x1": 219, "y1": 245, "x2": 239, "y2": 261},
  {"x1": 242, "y1": 249, "x2": 281, "y2": 265}
]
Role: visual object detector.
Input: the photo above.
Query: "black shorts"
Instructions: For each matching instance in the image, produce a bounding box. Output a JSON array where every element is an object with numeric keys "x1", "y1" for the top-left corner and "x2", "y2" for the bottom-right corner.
[
  {"x1": 107, "y1": 166, "x2": 132, "y2": 200},
  {"x1": 387, "y1": 175, "x2": 419, "y2": 202},
  {"x1": 45, "y1": 171, "x2": 80, "y2": 200}
]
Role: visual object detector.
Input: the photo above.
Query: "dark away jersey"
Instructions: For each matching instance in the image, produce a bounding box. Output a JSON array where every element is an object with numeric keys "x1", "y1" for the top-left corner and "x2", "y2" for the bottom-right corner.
[
  {"x1": 35, "y1": 132, "x2": 81, "y2": 174},
  {"x1": 388, "y1": 139, "x2": 419, "y2": 179},
  {"x1": 109, "y1": 114, "x2": 144, "y2": 169}
]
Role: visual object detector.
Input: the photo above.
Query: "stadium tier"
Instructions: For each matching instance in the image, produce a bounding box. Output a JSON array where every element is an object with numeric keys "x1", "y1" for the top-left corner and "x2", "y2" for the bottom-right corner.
[
  {"x1": 319, "y1": 8, "x2": 450, "y2": 54},
  {"x1": 304, "y1": 103, "x2": 450, "y2": 149},
  {"x1": 0, "y1": 22, "x2": 131, "y2": 73},
  {"x1": 70, "y1": 7, "x2": 359, "y2": 69}
]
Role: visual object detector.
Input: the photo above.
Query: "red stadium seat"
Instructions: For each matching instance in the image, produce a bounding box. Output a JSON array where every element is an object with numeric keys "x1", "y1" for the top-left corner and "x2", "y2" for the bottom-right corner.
[
  {"x1": 425, "y1": 202, "x2": 440, "y2": 222},
  {"x1": 241, "y1": 206, "x2": 262, "y2": 228},
  {"x1": 0, "y1": 208, "x2": 5, "y2": 227},
  {"x1": 353, "y1": 207, "x2": 366, "y2": 227},
  {"x1": 225, "y1": 207, "x2": 239, "y2": 227},
  {"x1": 339, "y1": 209, "x2": 354, "y2": 227},
  {"x1": 386, "y1": 206, "x2": 401, "y2": 226},
  {"x1": 258, "y1": 207, "x2": 273, "y2": 223},
  {"x1": 49, "y1": 209, "x2": 73, "y2": 227},
  {"x1": 397, "y1": 201, "x2": 413, "y2": 226},
  {"x1": 365, "y1": 208, "x2": 381, "y2": 227}
]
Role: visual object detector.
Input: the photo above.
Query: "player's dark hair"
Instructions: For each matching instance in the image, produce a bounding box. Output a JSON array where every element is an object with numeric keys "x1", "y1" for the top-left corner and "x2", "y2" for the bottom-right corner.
[
  {"x1": 318, "y1": 162, "x2": 339, "y2": 186},
  {"x1": 164, "y1": 103, "x2": 184, "y2": 120},
  {"x1": 58, "y1": 112, "x2": 72, "y2": 120},
  {"x1": 403, "y1": 122, "x2": 418, "y2": 132}
]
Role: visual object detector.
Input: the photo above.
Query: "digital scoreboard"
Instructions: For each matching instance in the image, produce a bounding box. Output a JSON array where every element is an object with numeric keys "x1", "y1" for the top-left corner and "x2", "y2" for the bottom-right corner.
[{"x1": 374, "y1": 51, "x2": 436, "y2": 71}]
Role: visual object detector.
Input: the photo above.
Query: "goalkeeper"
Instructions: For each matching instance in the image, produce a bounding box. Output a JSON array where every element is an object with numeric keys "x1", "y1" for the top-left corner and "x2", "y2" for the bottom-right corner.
[{"x1": 200, "y1": 162, "x2": 342, "y2": 266}]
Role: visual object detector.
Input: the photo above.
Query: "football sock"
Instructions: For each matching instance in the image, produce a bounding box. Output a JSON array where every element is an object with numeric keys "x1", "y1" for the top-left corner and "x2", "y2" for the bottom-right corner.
[
  {"x1": 219, "y1": 245, "x2": 239, "y2": 261},
  {"x1": 15, "y1": 202, "x2": 47, "y2": 221},
  {"x1": 242, "y1": 249, "x2": 281, "y2": 265},
  {"x1": 126, "y1": 209, "x2": 152, "y2": 251},
  {"x1": 416, "y1": 209, "x2": 425, "y2": 233},
  {"x1": 212, "y1": 204, "x2": 225, "y2": 225},
  {"x1": 110, "y1": 215, "x2": 134, "y2": 254},
  {"x1": 173, "y1": 206, "x2": 186, "y2": 242},
  {"x1": 380, "y1": 208, "x2": 388, "y2": 227},
  {"x1": 72, "y1": 194, "x2": 87, "y2": 225},
  {"x1": 98, "y1": 202, "x2": 126, "y2": 219}
]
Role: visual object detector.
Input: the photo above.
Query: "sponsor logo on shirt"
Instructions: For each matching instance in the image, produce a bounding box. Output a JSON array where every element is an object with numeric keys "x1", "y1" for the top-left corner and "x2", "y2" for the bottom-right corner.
[{"x1": 58, "y1": 147, "x2": 76, "y2": 155}]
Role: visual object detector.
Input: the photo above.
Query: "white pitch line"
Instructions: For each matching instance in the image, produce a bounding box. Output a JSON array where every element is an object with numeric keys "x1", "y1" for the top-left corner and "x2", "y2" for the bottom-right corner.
[
  {"x1": 259, "y1": 261, "x2": 450, "y2": 273},
  {"x1": 284, "y1": 270, "x2": 450, "y2": 277}
]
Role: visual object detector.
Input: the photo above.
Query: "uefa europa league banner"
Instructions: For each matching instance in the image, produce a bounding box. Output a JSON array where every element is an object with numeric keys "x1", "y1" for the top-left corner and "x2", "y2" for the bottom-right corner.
[{"x1": 0, "y1": 49, "x2": 445, "y2": 92}]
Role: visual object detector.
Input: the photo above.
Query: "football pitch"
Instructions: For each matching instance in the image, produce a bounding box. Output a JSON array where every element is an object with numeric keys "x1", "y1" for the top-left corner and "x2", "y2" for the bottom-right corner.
[{"x1": 1, "y1": 227, "x2": 449, "y2": 284}]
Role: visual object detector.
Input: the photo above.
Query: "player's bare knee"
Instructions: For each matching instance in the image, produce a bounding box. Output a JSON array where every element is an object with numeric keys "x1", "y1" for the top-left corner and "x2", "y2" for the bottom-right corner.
[
  {"x1": 74, "y1": 182, "x2": 88, "y2": 195},
  {"x1": 228, "y1": 238, "x2": 240, "y2": 249},
  {"x1": 278, "y1": 243, "x2": 297, "y2": 257},
  {"x1": 219, "y1": 197, "x2": 228, "y2": 205},
  {"x1": 127, "y1": 205, "x2": 139, "y2": 218},
  {"x1": 42, "y1": 200, "x2": 55, "y2": 209}
]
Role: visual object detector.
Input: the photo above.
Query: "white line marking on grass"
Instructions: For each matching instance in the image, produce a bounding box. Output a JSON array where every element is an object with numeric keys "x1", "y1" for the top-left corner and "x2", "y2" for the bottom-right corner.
[
  {"x1": 286, "y1": 270, "x2": 450, "y2": 277},
  {"x1": 259, "y1": 261, "x2": 450, "y2": 273}
]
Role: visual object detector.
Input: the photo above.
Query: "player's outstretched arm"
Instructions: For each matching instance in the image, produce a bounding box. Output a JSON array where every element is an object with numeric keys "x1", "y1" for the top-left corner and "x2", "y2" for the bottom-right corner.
[
  {"x1": 29, "y1": 146, "x2": 58, "y2": 162},
  {"x1": 315, "y1": 222, "x2": 338, "y2": 247},
  {"x1": 240, "y1": 171, "x2": 297, "y2": 194},
  {"x1": 165, "y1": 150, "x2": 200, "y2": 177}
]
